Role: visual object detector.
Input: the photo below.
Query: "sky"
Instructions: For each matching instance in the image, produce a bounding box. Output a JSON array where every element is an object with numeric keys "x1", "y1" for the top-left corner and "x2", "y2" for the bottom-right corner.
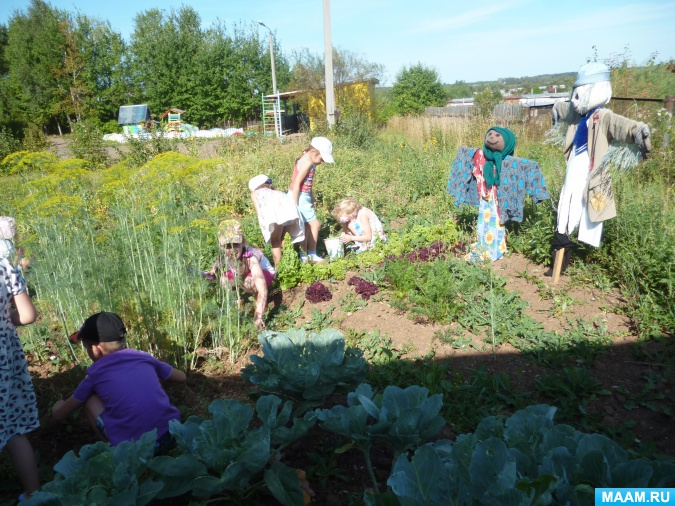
[{"x1": 1, "y1": 0, "x2": 674, "y2": 86}]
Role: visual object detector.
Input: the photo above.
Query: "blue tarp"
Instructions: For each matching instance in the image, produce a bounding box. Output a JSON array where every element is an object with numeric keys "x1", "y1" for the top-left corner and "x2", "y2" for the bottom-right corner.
[{"x1": 118, "y1": 104, "x2": 151, "y2": 125}]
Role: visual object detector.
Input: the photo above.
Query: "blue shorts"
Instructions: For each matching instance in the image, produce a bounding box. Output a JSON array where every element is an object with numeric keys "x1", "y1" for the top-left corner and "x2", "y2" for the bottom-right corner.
[{"x1": 293, "y1": 191, "x2": 316, "y2": 223}]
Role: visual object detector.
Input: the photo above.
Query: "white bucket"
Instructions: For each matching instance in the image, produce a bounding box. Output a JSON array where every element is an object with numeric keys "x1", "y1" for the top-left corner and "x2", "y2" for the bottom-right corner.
[{"x1": 324, "y1": 237, "x2": 344, "y2": 260}]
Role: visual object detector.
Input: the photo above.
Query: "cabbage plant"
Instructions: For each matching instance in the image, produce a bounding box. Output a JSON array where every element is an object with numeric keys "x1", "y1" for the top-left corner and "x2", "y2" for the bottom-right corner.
[
  {"x1": 241, "y1": 328, "x2": 369, "y2": 414},
  {"x1": 24, "y1": 431, "x2": 164, "y2": 506},
  {"x1": 387, "y1": 404, "x2": 675, "y2": 505},
  {"x1": 149, "y1": 395, "x2": 313, "y2": 503},
  {"x1": 313, "y1": 383, "x2": 445, "y2": 493}
]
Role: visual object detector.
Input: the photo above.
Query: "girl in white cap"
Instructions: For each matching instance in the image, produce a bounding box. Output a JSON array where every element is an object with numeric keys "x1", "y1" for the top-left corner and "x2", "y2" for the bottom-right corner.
[
  {"x1": 288, "y1": 137, "x2": 334, "y2": 263},
  {"x1": 248, "y1": 174, "x2": 305, "y2": 268}
]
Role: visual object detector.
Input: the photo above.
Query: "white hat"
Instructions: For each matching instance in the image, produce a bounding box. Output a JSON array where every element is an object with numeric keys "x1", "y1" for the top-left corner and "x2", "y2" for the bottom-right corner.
[
  {"x1": 573, "y1": 62, "x2": 610, "y2": 88},
  {"x1": 248, "y1": 174, "x2": 271, "y2": 192},
  {"x1": 310, "y1": 137, "x2": 334, "y2": 163}
]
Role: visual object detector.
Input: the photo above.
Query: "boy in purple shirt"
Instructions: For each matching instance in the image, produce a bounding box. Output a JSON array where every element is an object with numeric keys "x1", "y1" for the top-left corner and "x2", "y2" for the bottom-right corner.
[{"x1": 52, "y1": 312, "x2": 186, "y2": 454}]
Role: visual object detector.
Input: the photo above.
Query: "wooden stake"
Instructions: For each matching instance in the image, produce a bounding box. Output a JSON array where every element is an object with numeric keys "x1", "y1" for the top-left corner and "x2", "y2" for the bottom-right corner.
[{"x1": 552, "y1": 248, "x2": 565, "y2": 284}]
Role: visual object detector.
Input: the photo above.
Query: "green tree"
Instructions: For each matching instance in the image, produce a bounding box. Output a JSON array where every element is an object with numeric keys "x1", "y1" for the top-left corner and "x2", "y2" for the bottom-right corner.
[
  {"x1": 445, "y1": 80, "x2": 474, "y2": 99},
  {"x1": 289, "y1": 46, "x2": 384, "y2": 93},
  {"x1": 288, "y1": 46, "x2": 383, "y2": 123},
  {"x1": 3, "y1": 0, "x2": 68, "y2": 131},
  {"x1": 391, "y1": 63, "x2": 446, "y2": 115},
  {"x1": 130, "y1": 7, "x2": 204, "y2": 120},
  {"x1": 473, "y1": 86, "x2": 503, "y2": 117},
  {"x1": 74, "y1": 14, "x2": 131, "y2": 124},
  {"x1": 130, "y1": 9, "x2": 285, "y2": 126}
]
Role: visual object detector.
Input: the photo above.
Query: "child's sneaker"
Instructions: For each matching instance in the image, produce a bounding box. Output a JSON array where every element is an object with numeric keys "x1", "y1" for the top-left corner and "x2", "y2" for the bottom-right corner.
[
  {"x1": 298, "y1": 252, "x2": 309, "y2": 263},
  {"x1": 308, "y1": 253, "x2": 324, "y2": 263}
]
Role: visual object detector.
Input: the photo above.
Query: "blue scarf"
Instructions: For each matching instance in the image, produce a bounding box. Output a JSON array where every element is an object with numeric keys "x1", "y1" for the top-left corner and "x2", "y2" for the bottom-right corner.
[{"x1": 573, "y1": 107, "x2": 600, "y2": 155}]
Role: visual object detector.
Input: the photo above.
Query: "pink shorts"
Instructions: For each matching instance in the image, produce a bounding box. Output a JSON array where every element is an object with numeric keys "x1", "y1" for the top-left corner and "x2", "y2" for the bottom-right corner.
[{"x1": 224, "y1": 269, "x2": 275, "y2": 287}]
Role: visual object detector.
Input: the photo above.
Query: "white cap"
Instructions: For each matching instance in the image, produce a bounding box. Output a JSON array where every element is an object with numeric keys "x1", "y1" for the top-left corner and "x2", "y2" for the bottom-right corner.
[
  {"x1": 573, "y1": 62, "x2": 610, "y2": 88},
  {"x1": 310, "y1": 137, "x2": 334, "y2": 163},
  {"x1": 248, "y1": 174, "x2": 271, "y2": 192}
]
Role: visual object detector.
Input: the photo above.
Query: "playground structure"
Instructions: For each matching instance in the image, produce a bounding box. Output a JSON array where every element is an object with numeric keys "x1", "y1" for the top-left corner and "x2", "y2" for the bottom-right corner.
[
  {"x1": 159, "y1": 108, "x2": 185, "y2": 133},
  {"x1": 117, "y1": 104, "x2": 152, "y2": 138}
]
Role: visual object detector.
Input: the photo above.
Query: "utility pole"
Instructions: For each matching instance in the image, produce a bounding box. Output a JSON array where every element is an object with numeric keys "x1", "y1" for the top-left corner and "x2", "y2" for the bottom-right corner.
[
  {"x1": 258, "y1": 21, "x2": 277, "y2": 95},
  {"x1": 323, "y1": 0, "x2": 335, "y2": 128}
]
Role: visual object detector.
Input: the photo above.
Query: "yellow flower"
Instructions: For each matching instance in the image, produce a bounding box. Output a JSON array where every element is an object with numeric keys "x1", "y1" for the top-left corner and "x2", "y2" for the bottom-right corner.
[
  {"x1": 499, "y1": 240, "x2": 507, "y2": 252},
  {"x1": 480, "y1": 251, "x2": 492, "y2": 261},
  {"x1": 485, "y1": 231, "x2": 494, "y2": 244},
  {"x1": 483, "y1": 209, "x2": 491, "y2": 221}
]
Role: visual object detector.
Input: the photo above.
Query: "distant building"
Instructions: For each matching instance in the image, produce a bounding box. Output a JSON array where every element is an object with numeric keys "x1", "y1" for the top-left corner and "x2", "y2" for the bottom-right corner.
[{"x1": 519, "y1": 92, "x2": 569, "y2": 107}]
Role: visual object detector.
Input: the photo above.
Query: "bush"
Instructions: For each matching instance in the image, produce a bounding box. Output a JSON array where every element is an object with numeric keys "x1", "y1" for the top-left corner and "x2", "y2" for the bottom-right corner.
[
  {"x1": 70, "y1": 120, "x2": 109, "y2": 169},
  {"x1": 22, "y1": 123, "x2": 50, "y2": 152},
  {"x1": 0, "y1": 127, "x2": 21, "y2": 162}
]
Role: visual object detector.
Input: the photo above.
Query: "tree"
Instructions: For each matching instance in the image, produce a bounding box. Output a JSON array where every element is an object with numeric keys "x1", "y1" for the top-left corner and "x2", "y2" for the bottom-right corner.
[
  {"x1": 473, "y1": 86, "x2": 502, "y2": 117},
  {"x1": 73, "y1": 14, "x2": 130, "y2": 124},
  {"x1": 288, "y1": 47, "x2": 383, "y2": 117},
  {"x1": 130, "y1": 7, "x2": 204, "y2": 120},
  {"x1": 445, "y1": 80, "x2": 474, "y2": 100},
  {"x1": 289, "y1": 46, "x2": 384, "y2": 93},
  {"x1": 129, "y1": 9, "x2": 286, "y2": 126},
  {"x1": 3, "y1": 0, "x2": 68, "y2": 130},
  {"x1": 391, "y1": 63, "x2": 446, "y2": 115}
]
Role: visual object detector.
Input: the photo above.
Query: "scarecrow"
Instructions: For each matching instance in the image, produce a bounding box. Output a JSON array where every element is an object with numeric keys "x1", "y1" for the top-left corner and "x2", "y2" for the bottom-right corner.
[
  {"x1": 447, "y1": 127, "x2": 550, "y2": 261},
  {"x1": 546, "y1": 62, "x2": 651, "y2": 275}
]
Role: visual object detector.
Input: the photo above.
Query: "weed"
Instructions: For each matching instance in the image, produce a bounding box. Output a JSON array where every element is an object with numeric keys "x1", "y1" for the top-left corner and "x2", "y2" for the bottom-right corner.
[
  {"x1": 306, "y1": 443, "x2": 352, "y2": 491},
  {"x1": 305, "y1": 306, "x2": 335, "y2": 332},
  {"x1": 269, "y1": 301, "x2": 304, "y2": 330},
  {"x1": 339, "y1": 291, "x2": 368, "y2": 313},
  {"x1": 535, "y1": 367, "x2": 611, "y2": 428},
  {"x1": 433, "y1": 326, "x2": 476, "y2": 350}
]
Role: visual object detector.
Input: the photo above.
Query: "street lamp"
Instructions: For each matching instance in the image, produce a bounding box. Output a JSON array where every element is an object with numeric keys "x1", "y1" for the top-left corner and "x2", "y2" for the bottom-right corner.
[{"x1": 258, "y1": 21, "x2": 277, "y2": 95}]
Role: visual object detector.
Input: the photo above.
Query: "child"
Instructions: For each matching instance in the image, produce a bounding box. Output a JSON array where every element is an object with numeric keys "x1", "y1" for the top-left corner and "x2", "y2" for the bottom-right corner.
[
  {"x1": 288, "y1": 137, "x2": 334, "y2": 263},
  {"x1": 332, "y1": 197, "x2": 387, "y2": 253},
  {"x1": 0, "y1": 216, "x2": 30, "y2": 271},
  {"x1": 0, "y1": 216, "x2": 17, "y2": 262},
  {"x1": 1, "y1": 256, "x2": 40, "y2": 499},
  {"x1": 204, "y1": 219, "x2": 275, "y2": 329},
  {"x1": 52, "y1": 311, "x2": 186, "y2": 455},
  {"x1": 249, "y1": 174, "x2": 305, "y2": 268}
]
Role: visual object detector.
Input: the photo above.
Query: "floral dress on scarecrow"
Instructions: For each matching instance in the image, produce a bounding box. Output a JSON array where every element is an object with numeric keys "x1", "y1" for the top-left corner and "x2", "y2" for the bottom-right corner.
[{"x1": 464, "y1": 149, "x2": 507, "y2": 261}]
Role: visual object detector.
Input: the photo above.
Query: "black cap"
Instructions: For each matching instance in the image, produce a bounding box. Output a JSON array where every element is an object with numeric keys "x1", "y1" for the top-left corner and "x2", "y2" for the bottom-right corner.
[{"x1": 70, "y1": 312, "x2": 127, "y2": 344}]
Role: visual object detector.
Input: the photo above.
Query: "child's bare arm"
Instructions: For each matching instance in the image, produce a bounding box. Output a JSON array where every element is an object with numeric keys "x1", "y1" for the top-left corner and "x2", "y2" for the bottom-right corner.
[
  {"x1": 247, "y1": 258, "x2": 268, "y2": 329},
  {"x1": 250, "y1": 191, "x2": 260, "y2": 214},
  {"x1": 52, "y1": 396, "x2": 82, "y2": 421},
  {"x1": 10, "y1": 291, "x2": 37, "y2": 326},
  {"x1": 162, "y1": 368, "x2": 187, "y2": 387}
]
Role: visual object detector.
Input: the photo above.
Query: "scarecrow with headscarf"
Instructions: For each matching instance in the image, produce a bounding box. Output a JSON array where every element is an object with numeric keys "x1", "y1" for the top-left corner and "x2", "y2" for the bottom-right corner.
[
  {"x1": 447, "y1": 126, "x2": 550, "y2": 261},
  {"x1": 546, "y1": 62, "x2": 651, "y2": 275}
]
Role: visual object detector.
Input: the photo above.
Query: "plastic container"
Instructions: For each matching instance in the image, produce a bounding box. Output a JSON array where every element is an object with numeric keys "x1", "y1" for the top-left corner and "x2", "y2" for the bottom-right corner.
[{"x1": 324, "y1": 237, "x2": 344, "y2": 260}]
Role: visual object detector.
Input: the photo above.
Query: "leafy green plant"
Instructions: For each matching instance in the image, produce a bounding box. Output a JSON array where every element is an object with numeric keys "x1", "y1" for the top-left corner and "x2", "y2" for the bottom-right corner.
[
  {"x1": 518, "y1": 318, "x2": 612, "y2": 368},
  {"x1": 269, "y1": 301, "x2": 305, "y2": 330},
  {"x1": 535, "y1": 367, "x2": 611, "y2": 427},
  {"x1": 340, "y1": 291, "x2": 368, "y2": 313},
  {"x1": 148, "y1": 395, "x2": 312, "y2": 504},
  {"x1": 433, "y1": 326, "x2": 476, "y2": 350},
  {"x1": 387, "y1": 404, "x2": 675, "y2": 506},
  {"x1": 313, "y1": 383, "x2": 446, "y2": 492},
  {"x1": 507, "y1": 200, "x2": 556, "y2": 266},
  {"x1": 24, "y1": 431, "x2": 164, "y2": 505},
  {"x1": 70, "y1": 119, "x2": 109, "y2": 169},
  {"x1": 241, "y1": 328, "x2": 369, "y2": 412},
  {"x1": 0, "y1": 126, "x2": 21, "y2": 162},
  {"x1": 305, "y1": 306, "x2": 336, "y2": 332}
]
